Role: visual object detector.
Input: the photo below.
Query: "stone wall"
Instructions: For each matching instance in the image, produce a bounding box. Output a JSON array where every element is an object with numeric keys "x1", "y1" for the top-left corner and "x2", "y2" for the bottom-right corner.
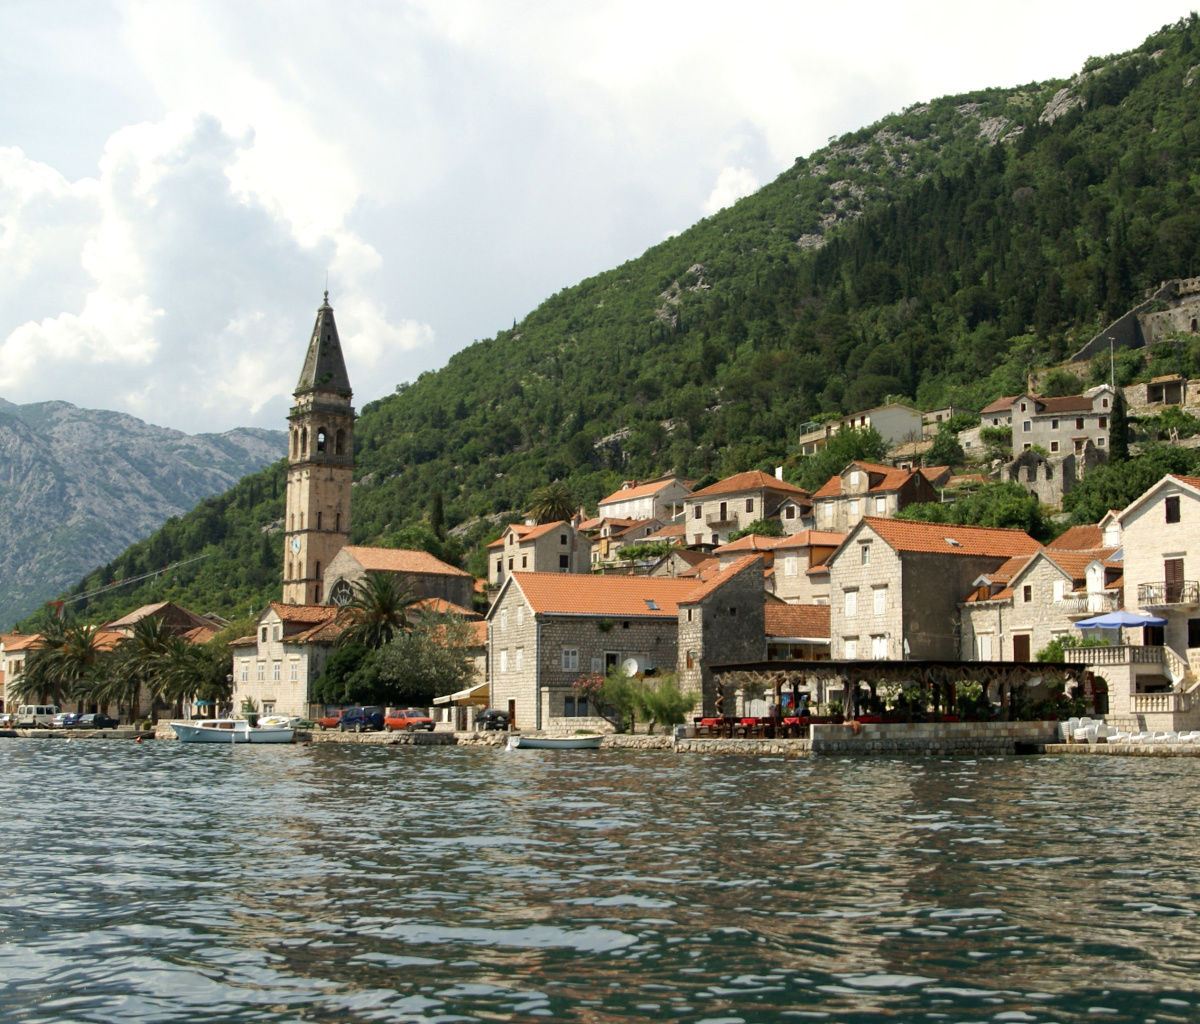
[
  {"x1": 902, "y1": 551, "x2": 1011, "y2": 660},
  {"x1": 673, "y1": 737, "x2": 811, "y2": 756},
  {"x1": 829, "y1": 524, "x2": 905, "y2": 661},
  {"x1": 810, "y1": 720, "x2": 1059, "y2": 755}
]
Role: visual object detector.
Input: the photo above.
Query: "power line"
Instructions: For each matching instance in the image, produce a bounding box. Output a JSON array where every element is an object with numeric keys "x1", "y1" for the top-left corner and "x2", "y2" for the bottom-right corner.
[{"x1": 60, "y1": 554, "x2": 211, "y2": 606}]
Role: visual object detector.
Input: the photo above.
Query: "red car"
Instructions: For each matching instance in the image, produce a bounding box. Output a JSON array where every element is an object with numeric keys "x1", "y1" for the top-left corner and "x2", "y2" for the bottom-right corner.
[
  {"x1": 384, "y1": 709, "x2": 434, "y2": 732},
  {"x1": 315, "y1": 710, "x2": 346, "y2": 730}
]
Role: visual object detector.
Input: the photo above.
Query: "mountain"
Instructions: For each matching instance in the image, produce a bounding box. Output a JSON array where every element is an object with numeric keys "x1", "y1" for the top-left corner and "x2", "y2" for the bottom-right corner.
[
  {"x1": 33, "y1": 14, "x2": 1200, "y2": 629},
  {"x1": 0, "y1": 397, "x2": 285, "y2": 628}
]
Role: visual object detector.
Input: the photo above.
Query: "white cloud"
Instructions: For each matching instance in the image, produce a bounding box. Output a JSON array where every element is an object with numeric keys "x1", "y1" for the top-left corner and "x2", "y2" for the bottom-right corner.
[{"x1": 0, "y1": 0, "x2": 1191, "y2": 431}]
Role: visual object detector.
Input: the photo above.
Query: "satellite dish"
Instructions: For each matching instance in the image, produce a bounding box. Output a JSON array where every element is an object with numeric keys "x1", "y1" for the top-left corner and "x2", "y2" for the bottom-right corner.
[{"x1": 621, "y1": 658, "x2": 642, "y2": 677}]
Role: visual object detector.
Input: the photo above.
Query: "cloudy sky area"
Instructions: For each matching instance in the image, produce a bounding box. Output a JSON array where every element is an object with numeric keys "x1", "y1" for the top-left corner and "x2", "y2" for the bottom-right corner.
[{"x1": 0, "y1": 1, "x2": 1191, "y2": 434}]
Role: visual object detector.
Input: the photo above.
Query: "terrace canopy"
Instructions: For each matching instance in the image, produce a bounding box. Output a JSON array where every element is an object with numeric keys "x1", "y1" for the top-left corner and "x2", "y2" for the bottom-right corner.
[
  {"x1": 1075, "y1": 610, "x2": 1166, "y2": 629},
  {"x1": 433, "y1": 682, "x2": 490, "y2": 707}
]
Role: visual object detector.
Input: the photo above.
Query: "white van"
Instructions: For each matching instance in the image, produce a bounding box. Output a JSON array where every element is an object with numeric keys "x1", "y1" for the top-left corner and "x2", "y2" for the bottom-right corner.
[{"x1": 16, "y1": 704, "x2": 58, "y2": 728}]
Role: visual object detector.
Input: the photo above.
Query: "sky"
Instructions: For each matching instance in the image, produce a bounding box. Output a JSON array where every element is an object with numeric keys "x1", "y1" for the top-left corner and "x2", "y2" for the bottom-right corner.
[{"x1": 0, "y1": 1, "x2": 1193, "y2": 435}]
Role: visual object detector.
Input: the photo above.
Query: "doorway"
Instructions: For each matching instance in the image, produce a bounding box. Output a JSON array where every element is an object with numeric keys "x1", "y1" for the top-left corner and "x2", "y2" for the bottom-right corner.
[{"x1": 1013, "y1": 634, "x2": 1031, "y2": 661}]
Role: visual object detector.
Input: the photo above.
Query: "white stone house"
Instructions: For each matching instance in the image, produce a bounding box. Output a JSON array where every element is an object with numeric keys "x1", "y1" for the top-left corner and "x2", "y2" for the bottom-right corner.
[
  {"x1": 230, "y1": 603, "x2": 343, "y2": 719},
  {"x1": 798, "y1": 403, "x2": 924, "y2": 456},
  {"x1": 682, "y1": 470, "x2": 812, "y2": 546},
  {"x1": 713, "y1": 531, "x2": 846, "y2": 604},
  {"x1": 597, "y1": 476, "x2": 692, "y2": 522},
  {"x1": 486, "y1": 520, "x2": 584, "y2": 588}
]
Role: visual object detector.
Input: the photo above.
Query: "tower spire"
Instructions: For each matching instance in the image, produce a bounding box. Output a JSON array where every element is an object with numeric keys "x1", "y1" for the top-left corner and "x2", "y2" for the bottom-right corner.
[{"x1": 295, "y1": 292, "x2": 351, "y2": 397}]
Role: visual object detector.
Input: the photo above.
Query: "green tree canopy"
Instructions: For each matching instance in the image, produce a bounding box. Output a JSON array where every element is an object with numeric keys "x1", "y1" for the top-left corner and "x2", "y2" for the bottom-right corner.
[
  {"x1": 896, "y1": 482, "x2": 1052, "y2": 541},
  {"x1": 335, "y1": 571, "x2": 420, "y2": 650},
  {"x1": 794, "y1": 427, "x2": 888, "y2": 493}
]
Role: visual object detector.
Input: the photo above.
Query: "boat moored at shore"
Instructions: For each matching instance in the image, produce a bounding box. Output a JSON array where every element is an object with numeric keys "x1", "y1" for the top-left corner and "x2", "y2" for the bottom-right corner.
[{"x1": 170, "y1": 720, "x2": 294, "y2": 744}]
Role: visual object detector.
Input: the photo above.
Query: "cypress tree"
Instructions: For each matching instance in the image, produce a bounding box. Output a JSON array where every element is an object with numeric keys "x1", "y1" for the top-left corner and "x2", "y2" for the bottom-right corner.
[
  {"x1": 1109, "y1": 390, "x2": 1129, "y2": 462},
  {"x1": 431, "y1": 490, "x2": 445, "y2": 539}
]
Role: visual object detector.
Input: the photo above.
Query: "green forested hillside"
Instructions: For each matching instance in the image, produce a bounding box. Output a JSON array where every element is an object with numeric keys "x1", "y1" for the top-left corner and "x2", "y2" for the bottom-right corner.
[{"x1": 33, "y1": 15, "x2": 1200, "y2": 629}]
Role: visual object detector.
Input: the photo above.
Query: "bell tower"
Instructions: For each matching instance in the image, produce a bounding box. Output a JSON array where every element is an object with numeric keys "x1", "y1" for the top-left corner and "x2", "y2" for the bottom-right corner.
[{"x1": 283, "y1": 292, "x2": 355, "y2": 604}]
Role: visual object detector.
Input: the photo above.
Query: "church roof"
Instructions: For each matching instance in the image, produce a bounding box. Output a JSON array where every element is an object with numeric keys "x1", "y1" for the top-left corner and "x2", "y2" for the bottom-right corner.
[{"x1": 295, "y1": 292, "x2": 352, "y2": 397}]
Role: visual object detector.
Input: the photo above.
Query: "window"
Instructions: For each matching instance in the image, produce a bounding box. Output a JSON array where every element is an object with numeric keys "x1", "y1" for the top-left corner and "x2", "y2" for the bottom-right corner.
[
  {"x1": 496, "y1": 560, "x2": 502, "y2": 577},
  {"x1": 693, "y1": 535, "x2": 702, "y2": 545},
  {"x1": 273, "y1": 626, "x2": 280, "y2": 641},
  {"x1": 316, "y1": 511, "x2": 322, "y2": 530},
  {"x1": 1102, "y1": 397, "x2": 1110, "y2": 409},
  {"x1": 860, "y1": 544, "x2": 870, "y2": 565},
  {"x1": 1023, "y1": 443, "x2": 1032, "y2": 451},
  {"x1": 1097, "y1": 437, "x2": 1105, "y2": 447},
  {"x1": 873, "y1": 588, "x2": 886, "y2": 615},
  {"x1": 686, "y1": 650, "x2": 696, "y2": 669},
  {"x1": 515, "y1": 647, "x2": 524, "y2": 671},
  {"x1": 844, "y1": 638, "x2": 858, "y2": 659},
  {"x1": 257, "y1": 662, "x2": 265, "y2": 682},
  {"x1": 693, "y1": 505, "x2": 702, "y2": 519},
  {"x1": 272, "y1": 662, "x2": 281, "y2": 682},
  {"x1": 686, "y1": 609, "x2": 693, "y2": 621},
  {"x1": 785, "y1": 505, "x2": 795, "y2": 520},
  {"x1": 559, "y1": 554, "x2": 569, "y2": 569},
  {"x1": 875, "y1": 497, "x2": 886, "y2": 514},
  {"x1": 976, "y1": 633, "x2": 993, "y2": 660},
  {"x1": 1166, "y1": 496, "x2": 1181, "y2": 524},
  {"x1": 712, "y1": 534, "x2": 719, "y2": 545},
  {"x1": 844, "y1": 590, "x2": 858, "y2": 617},
  {"x1": 745, "y1": 498, "x2": 754, "y2": 513},
  {"x1": 1099, "y1": 416, "x2": 1107, "y2": 428},
  {"x1": 261, "y1": 627, "x2": 268, "y2": 642},
  {"x1": 262, "y1": 702, "x2": 275, "y2": 715},
  {"x1": 849, "y1": 471, "x2": 861, "y2": 488},
  {"x1": 1023, "y1": 420, "x2": 1032, "y2": 432},
  {"x1": 849, "y1": 499, "x2": 860, "y2": 517},
  {"x1": 521, "y1": 555, "x2": 527, "y2": 568},
  {"x1": 240, "y1": 662, "x2": 248, "y2": 682},
  {"x1": 785, "y1": 556, "x2": 798, "y2": 577},
  {"x1": 728, "y1": 606, "x2": 737, "y2": 617},
  {"x1": 1023, "y1": 585, "x2": 1032, "y2": 603},
  {"x1": 560, "y1": 534, "x2": 567, "y2": 544},
  {"x1": 562, "y1": 648, "x2": 579, "y2": 671},
  {"x1": 500, "y1": 650, "x2": 508, "y2": 673},
  {"x1": 500, "y1": 609, "x2": 508, "y2": 632},
  {"x1": 1076, "y1": 418, "x2": 1084, "y2": 430},
  {"x1": 591, "y1": 656, "x2": 603, "y2": 673},
  {"x1": 1053, "y1": 580, "x2": 1065, "y2": 602},
  {"x1": 1020, "y1": 402, "x2": 1027, "y2": 412},
  {"x1": 871, "y1": 635, "x2": 887, "y2": 659},
  {"x1": 517, "y1": 606, "x2": 524, "y2": 626},
  {"x1": 824, "y1": 504, "x2": 833, "y2": 522},
  {"x1": 1050, "y1": 441, "x2": 1059, "y2": 453},
  {"x1": 289, "y1": 661, "x2": 298, "y2": 681}
]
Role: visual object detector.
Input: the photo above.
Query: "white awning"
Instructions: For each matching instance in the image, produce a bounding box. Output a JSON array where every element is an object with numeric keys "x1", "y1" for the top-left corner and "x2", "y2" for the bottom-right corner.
[{"x1": 433, "y1": 681, "x2": 490, "y2": 706}]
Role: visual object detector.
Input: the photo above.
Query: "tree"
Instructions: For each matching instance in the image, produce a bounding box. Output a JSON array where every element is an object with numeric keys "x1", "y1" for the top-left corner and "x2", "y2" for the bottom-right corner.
[
  {"x1": 527, "y1": 482, "x2": 577, "y2": 524},
  {"x1": 1109, "y1": 390, "x2": 1130, "y2": 462},
  {"x1": 631, "y1": 676, "x2": 696, "y2": 734},
  {"x1": 374, "y1": 614, "x2": 476, "y2": 706},
  {"x1": 107, "y1": 617, "x2": 173, "y2": 722},
  {"x1": 430, "y1": 490, "x2": 445, "y2": 539},
  {"x1": 727, "y1": 519, "x2": 785, "y2": 541},
  {"x1": 313, "y1": 641, "x2": 380, "y2": 706},
  {"x1": 795, "y1": 427, "x2": 889, "y2": 493},
  {"x1": 925, "y1": 423, "x2": 964, "y2": 467},
  {"x1": 11, "y1": 619, "x2": 70, "y2": 706},
  {"x1": 896, "y1": 482, "x2": 1052, "y2": 540},
  {"x1": 335, "y1": 571, "x2": 420, "y2": 650}
]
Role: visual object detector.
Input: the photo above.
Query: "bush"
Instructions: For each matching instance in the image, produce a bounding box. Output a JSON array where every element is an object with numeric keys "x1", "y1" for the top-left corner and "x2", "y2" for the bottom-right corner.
[
  {"x1": 1036, "y1": 634, "x2": 1111, "y2": 663},
  {"x1": 728, "y1": 519, "x2": 785, "y2": 541}
]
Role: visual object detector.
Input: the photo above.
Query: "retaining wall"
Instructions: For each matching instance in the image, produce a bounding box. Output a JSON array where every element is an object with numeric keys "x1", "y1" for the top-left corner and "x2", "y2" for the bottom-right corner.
[
  {"x1": 810, "y1": 721, "x2": 1059, "y2": 755},
  {"x1": 1046, "y1": 742, "x2": 1200, "y2": 757},
  {"x1": 673, "y1": 737, "x2": 811, "y2": 757}
]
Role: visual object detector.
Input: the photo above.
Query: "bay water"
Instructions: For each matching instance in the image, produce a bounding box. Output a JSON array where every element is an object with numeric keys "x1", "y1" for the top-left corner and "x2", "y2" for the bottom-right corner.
[{"x1": 1, "y1": 743, "x2": 1198, "y2": 1022}]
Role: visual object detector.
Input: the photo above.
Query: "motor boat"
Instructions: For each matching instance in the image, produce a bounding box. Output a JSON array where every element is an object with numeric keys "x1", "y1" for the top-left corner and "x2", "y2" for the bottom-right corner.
[
  {"x1": 171, "y1": 719, "x2": 294, "y2": 744},
  {"x1": 506, "y1": 734, "x2": 603, "y2": 750},
  {"x1": 258, "y1": 715, "x2": 301, "y2": 729}
]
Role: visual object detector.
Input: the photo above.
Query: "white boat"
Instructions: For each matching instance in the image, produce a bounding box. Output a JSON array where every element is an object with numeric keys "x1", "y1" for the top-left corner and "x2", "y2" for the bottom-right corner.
[
  {"x1": 170, "y1": 719, "x2": 295, "y2": 744},
  {"x1": 258, "y1": 715, "x2": 301, "y2": 729},
  {"x1": 506, "y1": 734, "x2": 603, "y2": 750}
]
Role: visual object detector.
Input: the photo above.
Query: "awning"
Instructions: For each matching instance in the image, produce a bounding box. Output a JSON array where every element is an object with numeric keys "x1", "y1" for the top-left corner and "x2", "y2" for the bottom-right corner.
[
  {"x1": 433, "y1": 682, "x2": 490, "y2": 706},
  {"x1": 1076, "y1": 610, "x2": 1167, "y2": 630}
]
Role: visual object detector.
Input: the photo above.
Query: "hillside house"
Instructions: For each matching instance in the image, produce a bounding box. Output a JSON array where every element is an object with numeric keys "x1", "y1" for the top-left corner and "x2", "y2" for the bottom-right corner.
[
  {"x1": 827, "y1": 518, "x2": 1041, "y2": 661},
  {"x1": 104, "y1": 601, "x2": 223, "y2": 641},
  {"x1": 798, "y1": 403, "x2": 924, "y2": 456},
  {"x1": 597, "y1": 476, "x2": 691, "y2": 522},
  {"x1": 486, "y1": 520, "x2": 584, "y2": 587},
  {"x1": 682, "y1": 471, "x2": 812, "y2": 546},
  {"x1": 812, "y1": 461, "x2": 942, "y2": 533},
  {"x1": 324, "y1": 545, "x2": 475, "y2": 610},
  {"x1": 586, "y1": 517, "x2": 666, "y2": 565},
  {"x1": 994, "y1": 387, "x2": 1117, "y2": 456},
  {"x1": 713, "y1": 531, "x2": 846, "y2": 604}
]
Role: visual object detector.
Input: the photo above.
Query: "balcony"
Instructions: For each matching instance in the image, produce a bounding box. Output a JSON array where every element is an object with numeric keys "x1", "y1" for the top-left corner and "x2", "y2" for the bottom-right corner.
[
  {"x1": 1137, "y1": 581, "x2": 1200, "y2": 609},
  {"x1": 705, "y1": 511, "x2": 737, "y2": 527},
  {"x1": 1132, "y1": 691, "x2": 1196, "y2": 715},
  {"x1": 1061, "y1": 592, "x2": 1120, "y2": 619},
  {"x1": 1064, "y1": 645, "x2": 1165, "y2": 666}
]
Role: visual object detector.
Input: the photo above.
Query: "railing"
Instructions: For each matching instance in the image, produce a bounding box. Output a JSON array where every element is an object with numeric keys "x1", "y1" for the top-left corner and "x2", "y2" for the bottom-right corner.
[
  {"x1": 1164, "y1": 645, "x2": 1192, "y2": 686},
  {"x1": 1061, "y1": 592, "x2": 1120, "y2": 617},
  {"x1": 705, "y1": 512, "x2": 736, "y2": 526},
  {"x1": 1064, "y1": 645, "x2": 1165, "y2": 666},
  {"x1": 1138, "y1": 581, "x2": 1200, "y2": 607},
  {"x1": 1132, "y1": 691, "x2": 1196, "y2": 714}
]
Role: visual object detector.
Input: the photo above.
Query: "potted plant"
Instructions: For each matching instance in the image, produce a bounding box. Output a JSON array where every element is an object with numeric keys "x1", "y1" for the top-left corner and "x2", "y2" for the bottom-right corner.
[{"x1": 240, "y1": 697, "x2": 260, "y2": 729}]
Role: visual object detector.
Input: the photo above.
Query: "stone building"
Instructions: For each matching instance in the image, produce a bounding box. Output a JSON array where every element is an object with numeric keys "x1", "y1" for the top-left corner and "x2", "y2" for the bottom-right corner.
[
  {"x1": 811, "y1": 461, "x2": 942, "y2": 533},
  {"x1": 596, "y1": 475, "x2": 692, "y2": 522},
  {"x1": 486, "y1": 520, "x2": 584, "y2": 587},
  {"x1": 797, "y1": 403, "x2": 924, "y2": 456},
  {"x1": 681, "y1": 471, "x2": 812, "y2": 546},
  {"x1": 1004, "y1": 387, "x2": 1117, "y2": 456},
  {"x1": 230, "y1": 603, "x2": 343, "y2": 720},
  {"x1": 827, "y1": 518, "x2": 1041, "y2": 661},
  {"x1": 764, "y1": 603, "x2": 830, "y2": 663},
  {"x1": 1000, "y1": 442, "x2": 1105, "y2": 508},
  {"x1": 283, "y1": 293, "x2": 355, "y2": 605},
  {"x1": 323, "y1": 546, "x2": 474, "y2": 609},
  {"x1": 712, "y1": 531, "x2": 846, "y2": 604},
  {"x1": 959, "y1": 546, "x2": 1120, "y2": 663}
]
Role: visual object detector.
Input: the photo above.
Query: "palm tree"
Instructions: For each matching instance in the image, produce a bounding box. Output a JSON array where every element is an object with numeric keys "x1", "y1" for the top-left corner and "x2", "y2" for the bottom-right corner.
[
  {"x1": 157, "y1": 637, "x2": 208, "y2": 717},
  {"x1": 336, "y1": 571, "x2": 419, "y2": 650},
  {"x1": 110, "y1": 617, "x2": 172, "y2": 722},
  {"x1": 528, "y1": 482, "x2": 576, "y2": 525},
  {"x1": 55, "y1": 624, "x2": 110, "y2": 710},
  {"x1": 11, "y1": 620, "x2": 68, "y2": 707}
]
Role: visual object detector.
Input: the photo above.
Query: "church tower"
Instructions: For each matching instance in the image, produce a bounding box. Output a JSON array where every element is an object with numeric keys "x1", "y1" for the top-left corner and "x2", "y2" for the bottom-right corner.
[{"x1": 283, "y1": 292, "x2": 355, "y2": 604}]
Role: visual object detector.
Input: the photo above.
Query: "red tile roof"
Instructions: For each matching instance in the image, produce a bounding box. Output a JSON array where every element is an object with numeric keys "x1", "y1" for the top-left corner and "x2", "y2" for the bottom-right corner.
[
  {"x1": 689, "y1": 470, "x2": 810, "y2": 499},
  {"x1": 677, "y1": 555, "x2": 721, "y2": 577},
  {"x1": 269, "y1": 602, "x2": 340, "y2": 624},
  {"x1": 486, "y1": 523, "x2": 537, "y2": 549},
  {"x1": 863, "y1": 518, "x2": 1041, "y2": 557},
  {"x1": 980, "y1": 396, "x2": 1017, "y2": 414},
  {"x1": 1043, "y1": 548, "x2": 1117, "y2": 583},
  {"x1": 715, "y1": 530, "x2": 847, "y2": 554},
  {"x1": 680, "y1": 555, "x2": 763, "y2": 603},
  {"x1": 342, "y1": 545, "x2": 473, "y2": 577},
  {"x1": 947, "y1": 474, "x2": 988, "y2": 487},
  {"x1": 412, "y1": 597, "x2": 482, "y2": 619},
  {"x1": 1047, "y1": 525, "x2": 1104, "y2": 551},
  {"x1": 812, "y1": 461, "x2": 916, "y2": 498},
  {"x1": 509, "y1": 573, "x2": 701, "y2": 618},
  {"x1": 599, "y1": 476, "x2": 686, "y2": 505},
  {"x1": 1034, "y1": 395, "x2": 1093, "y2": 414},
  {"x1": 765, "y1": 603, "x2": 830, "y2": 640},
  {"x1": 643, "y1": 523, "x2": 686, "y2": 541}
]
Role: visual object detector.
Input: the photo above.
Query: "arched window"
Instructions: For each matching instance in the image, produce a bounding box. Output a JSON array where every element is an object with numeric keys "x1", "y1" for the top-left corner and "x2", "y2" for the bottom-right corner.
[
  {"x1": 330, "y1": 579, "x2": 354, "y2": 606},
  {"x1": 316, "y1": 428, "x2": 327, "y2": 453},
  {"x1": 335, "y1": 430, "x2": 345, "y2": 455},
  {"x1": 316, "y1": 512, "x2": 323, "y2": 530},
  {"x1": 1191, "y1": 318, "x2": 1197, "y2": 334},
  {"x1": 315, "y1": 561, "x2": 321, "y2": 580},
  {"x1": 300, "y1": 428, "x2": 308, "y2": 457},
  {"x1": 335, "y1": 512, "x2": 341, "y2": 532},
  {"x1": 289, "y1": 514, "x2": 294, "y2": 531}
]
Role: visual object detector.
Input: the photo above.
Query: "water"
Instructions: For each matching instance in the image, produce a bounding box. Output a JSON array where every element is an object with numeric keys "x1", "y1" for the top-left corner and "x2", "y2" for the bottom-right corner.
[{"x1": 2, "y1": 744, "x2": 1199, "y2": 1023}]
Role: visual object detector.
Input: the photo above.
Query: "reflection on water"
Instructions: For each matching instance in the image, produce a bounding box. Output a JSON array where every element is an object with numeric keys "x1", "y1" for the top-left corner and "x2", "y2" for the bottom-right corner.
[{"x1": 1, "y1": 743, "x2": 1198, "y2": 1022}]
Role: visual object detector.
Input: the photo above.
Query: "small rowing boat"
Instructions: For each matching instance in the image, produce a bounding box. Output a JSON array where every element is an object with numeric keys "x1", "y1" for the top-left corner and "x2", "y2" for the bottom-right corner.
[
  {"x1": 506, "y1": 734, "x2": 603, "y2": 750},
  {"x1": 170, "y1": 720, "x2": 294, "y2": 744}
]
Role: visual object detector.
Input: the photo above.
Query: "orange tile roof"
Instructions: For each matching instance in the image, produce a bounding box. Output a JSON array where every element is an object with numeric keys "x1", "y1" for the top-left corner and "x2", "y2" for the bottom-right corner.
[
  {"x1": 1169, "y1": 474, "x2": 1200, "y2": 491},
  {"x1": 508, "y1": 573, "x2": 703, "y2": 618},
  {"x1": 643, "y1": 523, "x2": 686, "y2": 541},
  {"x1": 104, "y1": 600, "x2": 212, "y2": 632},
  {"x1": 229, "y1": 635, "x2": 257, "y2": 648},
  {"x1": 599, "y1": 476, "x2": 686, "y2": 505},
  {"x1": 980, "y1": 396, "x2": 1017, "y2": 414},
  {"x1": 984, "y1": 554, "x2": 1035, "y2": 582},
  {"x1": 678, "y1": 555, "x2": 720, "y2": 577},
  {"x1": 1042, "y1": 548, "x2": 1117, "y2": 583},
  {"x1": 1105, "y1": 574, "x2": 1124, "y2": 592},
  {"x1": 947, "y1": 474, "x2": 988, "y2": 487},
  {"x1": 2, "y1": 633, "x2": 44, "y2": 652},
  {"x1": 689, "y1": 470, "x2": 810, "y2": 499},
  {"x1": 342, "y1": 545, "x2": 473, "y2": 577},
  {"x1": 182, "y1": 625, "x2": 219, "y2": 645},
  {"x1": 487, "y1": 524, "x2": 536, "y2": 549},
  {"x1": 716, "y1": 530, "x2": 847, "y2": 554},
  {"x1": 1047, "y1": 525, "x2": 1104, "y2": 551},
  {"x1": 920, "y1": 466, "x2": 951, "y2": 484},
  {"x1": 412, "y1": 597, "x2": 482, "y2": 619},
  {"x1": 812, "y1": 461, "x2": 917, "y2": 498},
  {"x1": 863, "y1": 517, "x2": 1041, "y2": 558},
  {"x1": 269, "y1": 602, "x2": 340, "y2": 624},
  {"x1": 765, "y1": 603, "x2": 830, "y2": 639},
  {"x1": 680, "y1": 555, "x2": 763, "y2": 603},
  {"x1": 576, "y1": 517, "x2": 604, "y2": 532}
]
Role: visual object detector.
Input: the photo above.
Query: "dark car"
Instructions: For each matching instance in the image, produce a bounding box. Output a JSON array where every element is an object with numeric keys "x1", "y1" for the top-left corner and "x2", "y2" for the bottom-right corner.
[
  {"x1": 337, "y1": 707, "x2": 384, "y2": 733},
  {"x1": 75, "y1": 713, "x2": 119, "y2": 730},
  {"x1": 476, "y1": 708, "x2": 511, "y2": 731},
  {"x1": 52, "y1": 712, "x2": 80, "y2": 729}
]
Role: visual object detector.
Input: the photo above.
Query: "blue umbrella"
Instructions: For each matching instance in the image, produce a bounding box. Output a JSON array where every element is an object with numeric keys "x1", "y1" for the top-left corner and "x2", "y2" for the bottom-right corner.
[{"x1": 1076, "y1": 609, "x2": 1167, "y2": 630}]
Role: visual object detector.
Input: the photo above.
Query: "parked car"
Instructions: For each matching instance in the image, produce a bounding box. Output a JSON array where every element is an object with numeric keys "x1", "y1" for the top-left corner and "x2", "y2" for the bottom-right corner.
[
  {"x1": 476, "y1": 708, "x2": 511, "y2": 731},
  {"x1": 315, "y1": 710, "x2": 346, "y2": 730},
  {"x1": 75, "y1": 713, "x2": 119, "y2": 730},
  {"x1": 337, "y1": 707, "x2": 384, "y2": 732},
  {"x1": 16, "y1": 705, "x2": 59, "y2": 728},
  {"x1": 52, "y1": 712, "x2": 80, "y2": 729},
  {"x1": 384, "y1": 708, "x2": 434, "y2": 732}
]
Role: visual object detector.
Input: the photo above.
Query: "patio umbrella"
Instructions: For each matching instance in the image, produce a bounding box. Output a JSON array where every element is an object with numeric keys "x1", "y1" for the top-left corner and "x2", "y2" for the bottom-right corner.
[{"x1": 1075, "y1": 610, "x2": 1167, "y2": 630}]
